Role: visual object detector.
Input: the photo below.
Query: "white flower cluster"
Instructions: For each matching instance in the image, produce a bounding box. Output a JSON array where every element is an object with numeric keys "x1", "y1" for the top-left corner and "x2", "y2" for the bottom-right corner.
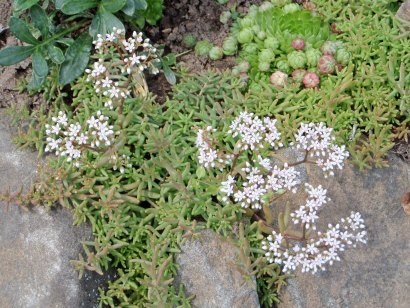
[
  {"x1": 293, "y1": 122, "x2": 349, "y2": 176},
  {"x1": 228, "y1": 111, "x2": 283, "y2": 150},
  {"x1": 196, "y1": 126, "x2": 233, "y2": 168},
  {"x1": 45, "y1": 111, "x2": 114, "y2": 166},
  {"x1": 86, "y1": 27, "x2": 161, "y2": 109},
  {"x1": 290, "y1": 183, "x2": 329, "y2": 230},
  {"x1": 110, "y1": 154, "x2": 132, "y2": 174},
  {"x1": 262, "y1": 185, "x2": 367, "y2": 274}
]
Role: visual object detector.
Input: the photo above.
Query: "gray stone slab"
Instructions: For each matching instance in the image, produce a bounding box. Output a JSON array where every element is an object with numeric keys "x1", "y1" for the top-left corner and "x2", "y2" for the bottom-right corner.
[
  {"x1": 175, "y1": 229, "x2": 260, "y2": 308},
  {"x1": 0, "y1": 110, "x2": 99, "y2": 308},
  {"x1": 278, "y1": 155, "x2": 410, "y2": 308}
]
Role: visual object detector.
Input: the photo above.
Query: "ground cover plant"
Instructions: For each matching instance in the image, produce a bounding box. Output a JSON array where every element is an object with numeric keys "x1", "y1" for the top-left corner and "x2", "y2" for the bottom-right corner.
[
  {"x1": 0, "y1": 0, "x2": 408, "y2": 307},
  {"x1": 201, "y1": 0, "x2": 409, "y2": 168},
  {"x1": 0, "y1": 0, "x2": 164, "y2": 89}
]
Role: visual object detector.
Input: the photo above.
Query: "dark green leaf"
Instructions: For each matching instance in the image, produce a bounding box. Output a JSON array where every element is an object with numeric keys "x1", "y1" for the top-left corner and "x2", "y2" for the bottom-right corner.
[
  {"x1": 56, "y1": 38, "x2": 75, "y2": 46},
  {"x1": 89, "y1": 7, "x2": 124, "y2": 38},
  {"x1": 32, "y1": 50, "x2": 48, "y2": 77},
  {"x1": 55, "y1": 0, "x2": 64, "y2": 9},
  {"x1": 48, "y1": 45, "x2": 65, "y2": 64},
  {"x1": 59, "y1": 33, "x2": 92, "y2": 85},
  {"x1": 122, "y1": 0, "x2": 135, "y2": 16},
  {"x1": 30, "y1": 5, "x2": 49, "y2": 38},
  {"x1": 60, "y1": 0, "x2": 98, "y2": 15},
  {"x1": 101, "y1": 0, "x2": 126, "y2": 13},
  {"x1": 163, "y1": 64, "x2": 176, "y2": 85},
  {"x1": 9, "y1": 17, "x2": 39, "y2": 45},
  {"x1": 134, "y1": 0, "x2": 147, "y2": 10},
  {"x1": 162, "y1": 53, "x2": 176, "y2": 66},
  {"x1": 0, "y1": 45, "x2": 35, "y2": 66},
  {"x1": 13, "y1": 0, "x2": 39, "y2": 11}
]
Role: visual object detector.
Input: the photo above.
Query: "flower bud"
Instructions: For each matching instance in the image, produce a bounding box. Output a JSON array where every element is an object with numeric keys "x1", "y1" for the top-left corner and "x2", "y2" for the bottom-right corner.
[
  {"x1": 303, "y1": 72, "x2": 320, "y2": 88},
  {"x1": 237, "y1": 29, "x2": 254, "y2": 44},
  {"x1": 287, "y1": 51, "x2": 307, "y2": 69},
  {"x1": 195, "y1": 40, "x2": 213, "y2": 56},
  {"x1": 264, "y1": 37, "x2": 280, "y2": 50},
  {"x1": 209, "y1": 46, "x2": 224, "y2": 60},
  {"x1": 291, "y1": 69, "x2": 307, "y2": 83},
  {"x1": 318, "y1": 55, "x2": 336, "y2": 74},
  {"x1": 258, "y1": 61, "x2": 271, "y2": 72},
  {"x1": 270, "y1": 71, "x2": 288, "y2": 87},
  {"x1": 222, "y1": 37, "x2": 238, "y2": 56},
  {"x1": 335, "y1": 48, "x2": 351, "y2": 65},
  {"x1": 305, "y1": 48, "x2": 322, "y2": 67},
  {"x1": 259, "y1": 49, "x2": 275, "y2": 63},
  {"x1": 283, "y1": 3, "x2": 300, "y2": 14},
  {"x1": 291, "y1": 38, "x2": 305, "y2": 50},
  {"x1": 276, "y1": 60, "x2": 290, "y2": 73}
]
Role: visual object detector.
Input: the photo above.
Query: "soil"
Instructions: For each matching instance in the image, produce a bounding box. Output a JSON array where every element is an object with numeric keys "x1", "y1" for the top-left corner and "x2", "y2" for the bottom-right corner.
[{"x1": 146, "y1": 0, "x2": 262, "y2": 100}]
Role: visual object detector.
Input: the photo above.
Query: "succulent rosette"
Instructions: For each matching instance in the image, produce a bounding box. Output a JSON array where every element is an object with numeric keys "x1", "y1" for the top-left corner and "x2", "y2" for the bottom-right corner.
[
  {"x1": 287, "y1": 51, "x2": 307, "y2": 69},
  {"x1": 292, "y1": 69, "x2": 307, "y2": 83},
  {"x1": 259, "y1": 49, "x2": 275, "y2": 63},
  {"x1": 335, "y1": 48, "x2": 351, "y2": 66},
  {"x1": 303, "y1": 72, "x2": 320, "y2": 88},
  {"x1": 258, "y1": 61, "x2": 271, "y2": 72},
  {"x1": 237, "y1": 29, "x2": 254, "y2": 44},
  {"x1": 222, "y1": 37, "x2": 238, "y2": 56},
  {"x1": 276, "y1": 60, "x2": 291, "y2": 73},
  {"x1": 320, "y1": 41, "x2": 342, "y2": 56},
  {"x1": 270, "y1": 70, "x2": 288, "y2": 87},
  {"x1": 264, "y1": 37, "x2": 280, "y2": 50},
  {"x1": 305, "y1": 48, "x2": 322, "y2": 67},
  {"x1": 318, "y1": 55, "x2": 336, "y2": 74},
  {"x1": 292, "y1": 38, "x2": 305, "y2": 50},
  {"x1": 209, "y1": 46, "x2": 224, "y2": 60}
]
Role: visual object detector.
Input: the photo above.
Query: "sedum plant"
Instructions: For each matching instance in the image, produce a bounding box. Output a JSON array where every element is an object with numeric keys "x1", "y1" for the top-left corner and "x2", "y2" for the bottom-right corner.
[{"x1": 195, "y1": 112, "x2": 366, "y2": 274}]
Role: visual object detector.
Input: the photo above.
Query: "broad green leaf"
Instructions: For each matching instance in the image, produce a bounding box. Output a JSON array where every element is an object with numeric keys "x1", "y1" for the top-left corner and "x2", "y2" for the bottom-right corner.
[
  {"x1": 89, "y1": 7, "x2": 124, "y2": 38},
  {"x1": 28, "y1": 49, "x2": 48, "y2": 89},
  {"x1": 59, "y1": 33, "x2": 92, "y2": 85},
  {"x1": 13, "y1": 0, "x2": 39, "y2": 11},
  {"x1": 55, "y1": 0, "x2": 65, "y2": 9},
  {"x1": 32, "y1": 50, "x2": 48, "y2": 77},
  {"x1": 101, "y1": 0, "x2": 126, "y2": 13},
  {"x1": 0, "y1": 45, "x2": 35, "y2": 66},
  {"x1": 9, "y1": 17, "x2": 39, "y2": 45},
  {"x1": 122, "y1": 0, "x2": 135, "y2": 16},
  {"x1": 30, "y1": 5, "x2": 49, "y2": 38},
  {"x1": 60, "y1": 0, "x2": 98, "y2": 15},
  {"x1": 162, "y1": 53, "x2": 176, "y2": 66},
  {"x1": 134, "y1": 0, "x2": 147, "y2": 10},
  {"x1": 48, "y1": 45, "x2": 65, "y2": 64},
  {"x1": 162, "y1": 64, "x2": 176, "y2": 85}
]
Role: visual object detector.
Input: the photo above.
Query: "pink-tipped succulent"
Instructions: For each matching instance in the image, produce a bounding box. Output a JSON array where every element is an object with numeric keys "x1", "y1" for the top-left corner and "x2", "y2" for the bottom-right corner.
[
  {"x1": 320, "y1": 41, "x2": 338, "y2": 56},
  {"x1": 303, "y1": 72, "x2": 320, "y2": 88},
  {"x1": 318, "y1": 55, "x2": 336, "y2": 75},
  {"x1": 270, "y1": 71, "x2": 288, "y2": 87},
  {"x1": 291, "y1": 69, "x2": 307, "y2": 83},
  {"x1": 291, "y1": 38, "x2": 305, "y2": 50}
]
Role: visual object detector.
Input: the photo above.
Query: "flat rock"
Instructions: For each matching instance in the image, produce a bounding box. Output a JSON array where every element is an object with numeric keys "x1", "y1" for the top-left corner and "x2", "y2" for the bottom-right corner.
[
  {"x1": 397, "y1": 0, "x2": 410, "y2": 21},
  {"x1": 175, "y1": 229, "x2": 260, "y2": 308},
  {"x1": 0, "y1": 110, "x2": 100, "y2": 307},
  {"x1": 278, "y1": 154, "x2": 410, "y2": 308}
]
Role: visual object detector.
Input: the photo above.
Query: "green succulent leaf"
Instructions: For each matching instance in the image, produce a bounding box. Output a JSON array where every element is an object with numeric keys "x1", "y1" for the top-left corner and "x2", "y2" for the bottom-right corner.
[
  {"x1": 162, "y1": 64, "x2": 176, "y2": 85},
  {"x1": 9, "y1": 17, "x2": 39, "y2": 45},
  {"x1": 59, "y1": 33, "x2": 92, "y2": 85},
  {"x1": 13, "y1": 0, "x2": 39, "y2": 12},
  {"x1": 30, "y1": 5, "x2": 49, "y2": 38},
  {"x1": 0, "y1": 45, "x2": 35, "y2": 66},
  {"x1": 59, "y1": 0, "x2": 99, "y2": 15}
]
